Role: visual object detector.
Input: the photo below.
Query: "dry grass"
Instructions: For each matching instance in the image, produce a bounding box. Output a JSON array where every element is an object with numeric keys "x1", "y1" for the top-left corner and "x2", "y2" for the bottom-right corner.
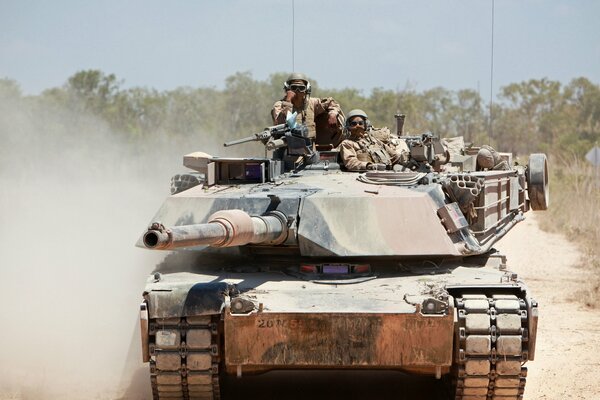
[{"x1": 536, "y1": 154, "x2": 600, "y2": 308}]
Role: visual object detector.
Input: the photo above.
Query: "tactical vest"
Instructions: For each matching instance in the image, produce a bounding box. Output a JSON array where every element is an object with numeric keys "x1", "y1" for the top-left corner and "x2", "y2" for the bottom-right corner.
[{"x1": 354, "y1": 134, "x2": 394, "y2": 165}]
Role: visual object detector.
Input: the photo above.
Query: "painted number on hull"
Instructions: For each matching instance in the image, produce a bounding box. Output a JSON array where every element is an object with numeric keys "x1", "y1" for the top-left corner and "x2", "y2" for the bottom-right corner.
[{"x1": 257, "y1": 319, "x2": 303, "y2": 329}]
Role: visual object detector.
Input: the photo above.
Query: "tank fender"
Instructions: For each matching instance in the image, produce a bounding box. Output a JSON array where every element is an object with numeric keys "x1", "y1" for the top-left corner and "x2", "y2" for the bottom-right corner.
[
  {"x1": 146, "y1": 281, "x2": 236, "y2": 318},
  {"x1": 183, "y1": 281, "x2": 232, "y2": 316}
]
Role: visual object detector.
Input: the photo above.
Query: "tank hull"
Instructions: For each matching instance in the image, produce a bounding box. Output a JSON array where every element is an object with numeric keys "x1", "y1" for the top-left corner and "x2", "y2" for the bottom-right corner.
[{"x1": 142, "y1": 257, "x2": 536, "y2": 381}]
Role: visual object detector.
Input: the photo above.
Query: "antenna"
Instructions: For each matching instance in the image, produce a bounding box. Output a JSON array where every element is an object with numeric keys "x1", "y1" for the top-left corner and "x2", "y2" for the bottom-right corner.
[
  {"x1": 292, "y1": 0, "x2": 295, "y2": 72},
  {"x1": 489, "y1": 0, "x2": 495, "y2": 141}
]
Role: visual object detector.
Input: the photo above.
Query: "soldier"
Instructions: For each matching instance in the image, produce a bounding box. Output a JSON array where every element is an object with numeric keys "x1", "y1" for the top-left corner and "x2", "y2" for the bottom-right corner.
[
  {"x1": 271, "y1": 73, "x2": 345, "y2": 149},
  {"x1": 339, "y1": 109, "x2": 409, "y2": 171}
]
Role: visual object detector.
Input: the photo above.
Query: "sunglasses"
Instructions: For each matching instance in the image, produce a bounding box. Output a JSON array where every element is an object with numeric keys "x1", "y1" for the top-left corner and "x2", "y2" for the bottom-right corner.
[
  {"x1": 290, "y1": 84, "x2": 307, "y2": 92},
  {"x1": 349, "y1": 120, "x2": 365, "y2": 127}
]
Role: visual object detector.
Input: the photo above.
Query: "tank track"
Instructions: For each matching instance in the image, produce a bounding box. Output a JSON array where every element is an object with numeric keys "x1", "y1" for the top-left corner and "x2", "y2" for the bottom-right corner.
[
  {"x1": 148, "y1": 315, "x2": 222, "y2": 400},
  {"x1": 453, "y1": 293, "x2": 531, "y2": 400}
]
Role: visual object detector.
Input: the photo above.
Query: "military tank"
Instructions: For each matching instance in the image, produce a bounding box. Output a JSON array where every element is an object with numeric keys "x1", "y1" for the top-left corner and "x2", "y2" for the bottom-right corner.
[{"x1": 137, "y1": 116, "x2": 548, "y2": 400}]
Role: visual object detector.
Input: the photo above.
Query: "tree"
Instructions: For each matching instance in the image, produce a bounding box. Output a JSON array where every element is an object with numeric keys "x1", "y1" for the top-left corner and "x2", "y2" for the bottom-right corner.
[
  {"x1": 0, "y1": 78, "x2": 22, "y2": 101},
  {"x1": 450, "y1": 89, "x2": 486, "y2": 143},
  {"x1": 563, "y1": 77, "x2": 600, "y2": 154},
  {"x1": 497, "y1": 78, "x2": 564, "y2": 154},
  {"x1": 66, "y1": 70, "x2": 120, "y2": 114},
  {"x1": 222, "y1": 71, "x2": 272, "y2": 136}
]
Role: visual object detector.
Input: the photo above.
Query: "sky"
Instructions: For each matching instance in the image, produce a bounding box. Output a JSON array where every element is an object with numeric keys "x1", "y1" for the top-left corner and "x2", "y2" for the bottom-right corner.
[{"x1": 1, "y1": 0, "x2": 599, "y2": 101}]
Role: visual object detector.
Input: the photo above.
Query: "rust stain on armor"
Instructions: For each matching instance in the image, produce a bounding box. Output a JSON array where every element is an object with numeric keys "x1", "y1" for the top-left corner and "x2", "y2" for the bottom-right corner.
[
  {"x1": 259, "y1": 316, "x2": 382, "y2": 365},
  {"x1": 224, "y1": 312, "x2": 453, "y2": 368}
]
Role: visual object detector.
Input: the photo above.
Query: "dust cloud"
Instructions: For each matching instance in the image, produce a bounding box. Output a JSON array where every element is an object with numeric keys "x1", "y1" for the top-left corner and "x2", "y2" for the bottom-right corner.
[{"x1": 0, "y1": 96, "x2": 219, "y2": 399}]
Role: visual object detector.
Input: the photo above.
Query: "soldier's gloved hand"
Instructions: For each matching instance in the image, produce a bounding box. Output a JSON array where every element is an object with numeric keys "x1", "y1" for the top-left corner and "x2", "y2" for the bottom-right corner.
[{"x1": 367, "y1": 163, "x2": 387, "y2": 171}]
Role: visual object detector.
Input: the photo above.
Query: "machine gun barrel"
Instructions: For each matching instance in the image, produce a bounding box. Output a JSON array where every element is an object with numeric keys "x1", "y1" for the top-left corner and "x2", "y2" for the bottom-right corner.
[
  {"x1": 223, "y1": 136, "x2": 259, "y2": 147},
  {"x1": 223, "y1": 124, "x2": 287, "y2": 147},
  {"x1": 142, "y1": 210, "x2": 289, "y2": 250}
]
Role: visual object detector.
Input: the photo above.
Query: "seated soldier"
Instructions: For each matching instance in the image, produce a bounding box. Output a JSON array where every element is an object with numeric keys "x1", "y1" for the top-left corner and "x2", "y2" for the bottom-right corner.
[
  {"x1": 339, "y1": 109, "x2": 409, "y2": 171},
  {"x1": 271, "y1": 73, "x2": 345, "y2": 149}
]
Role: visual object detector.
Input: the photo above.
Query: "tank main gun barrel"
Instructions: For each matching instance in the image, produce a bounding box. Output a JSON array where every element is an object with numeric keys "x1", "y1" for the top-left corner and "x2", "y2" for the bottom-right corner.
[{"x1": 142, "y1": 210, "x2": 289, "y2": 250}]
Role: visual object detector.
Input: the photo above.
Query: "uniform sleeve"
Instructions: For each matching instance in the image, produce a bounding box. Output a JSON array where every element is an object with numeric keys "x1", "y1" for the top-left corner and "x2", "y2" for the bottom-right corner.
[
  {"x1": 271, "y1": 100, "x2": 293, "y2": 124},
  {"x1": 340, "y1": 140, "x2": 369, "y2": 171},
  {"x1": 311, "y1": 97, "x2": 342, "y2": 118}
]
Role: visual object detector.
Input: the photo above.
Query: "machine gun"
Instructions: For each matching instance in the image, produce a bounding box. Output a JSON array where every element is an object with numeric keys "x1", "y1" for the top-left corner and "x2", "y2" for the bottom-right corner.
[
  {"x1": 224, "y1": 117, "x2": 318, "y2": 171},
  {"x1": 224, "y1": 123, "x2": 289, "y2": 147},
  {"x1": 402, "y1": 132, "x2": 449, "y2": 172}
]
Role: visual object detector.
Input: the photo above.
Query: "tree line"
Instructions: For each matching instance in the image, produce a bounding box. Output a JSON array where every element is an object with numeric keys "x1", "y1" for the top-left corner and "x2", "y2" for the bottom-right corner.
[{"x1": 1, "y1": 70, "x2": 599, "y2": 157}]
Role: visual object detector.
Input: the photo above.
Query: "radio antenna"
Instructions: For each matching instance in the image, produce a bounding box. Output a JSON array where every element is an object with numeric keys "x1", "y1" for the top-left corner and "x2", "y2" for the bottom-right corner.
[
  {"x1": 292, "y1": 0, "x2": 295, "y2": 72},
  {"x1": 489, "y1": 0, "x2": 495, "y2": 141}
]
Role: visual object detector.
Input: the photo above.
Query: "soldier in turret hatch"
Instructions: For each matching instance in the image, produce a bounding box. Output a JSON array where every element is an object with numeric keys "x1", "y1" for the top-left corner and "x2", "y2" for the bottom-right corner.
[
  {"x1": 339, "y1": 109, "x2": 410, "y2": 171},
  {"x1": 271, "y1": 73, "x2": 345, "y2": 150}
]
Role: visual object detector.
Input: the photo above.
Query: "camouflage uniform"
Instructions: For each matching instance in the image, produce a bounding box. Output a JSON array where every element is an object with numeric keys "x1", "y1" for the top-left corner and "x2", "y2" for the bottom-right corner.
[
  {"x1": 340, "y1": 127, "x2": 410, "y2": 171},
  {"x1": 271, "y1": 96, "x2": 345, "y2": 148}
]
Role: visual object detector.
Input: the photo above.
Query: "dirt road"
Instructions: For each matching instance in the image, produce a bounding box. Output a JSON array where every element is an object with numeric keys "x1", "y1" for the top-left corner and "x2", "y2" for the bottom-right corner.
[{"x1": 494, "y1": 214, "x2": 600, "y2": 399}]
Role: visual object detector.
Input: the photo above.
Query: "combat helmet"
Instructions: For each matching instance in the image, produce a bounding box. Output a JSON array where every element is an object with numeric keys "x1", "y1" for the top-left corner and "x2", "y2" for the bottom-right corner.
[
  {"x1": 284, "y1": 72, "x2": 311, "y2": 94},
  {"x1": 345, "y1": 109, "x2": 371, "y2": 129}
]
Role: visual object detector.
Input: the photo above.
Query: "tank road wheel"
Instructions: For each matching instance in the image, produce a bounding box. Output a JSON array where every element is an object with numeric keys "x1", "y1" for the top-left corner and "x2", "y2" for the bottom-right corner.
[
  {"x1": 527, "y1": 153, "x2": 549, "y2": 211},
  {"x1": 149, "y1": 314, "x2": 223, "y2": 400},
  {"x1": 450, "y1": 293, "x2": 530, "y2": 399}
]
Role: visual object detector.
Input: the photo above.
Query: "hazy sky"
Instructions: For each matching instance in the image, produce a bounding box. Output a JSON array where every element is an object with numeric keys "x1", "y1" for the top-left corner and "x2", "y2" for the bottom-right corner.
[{"x1": 1, "y1": 0, "x2": 599, "y2": 100}]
